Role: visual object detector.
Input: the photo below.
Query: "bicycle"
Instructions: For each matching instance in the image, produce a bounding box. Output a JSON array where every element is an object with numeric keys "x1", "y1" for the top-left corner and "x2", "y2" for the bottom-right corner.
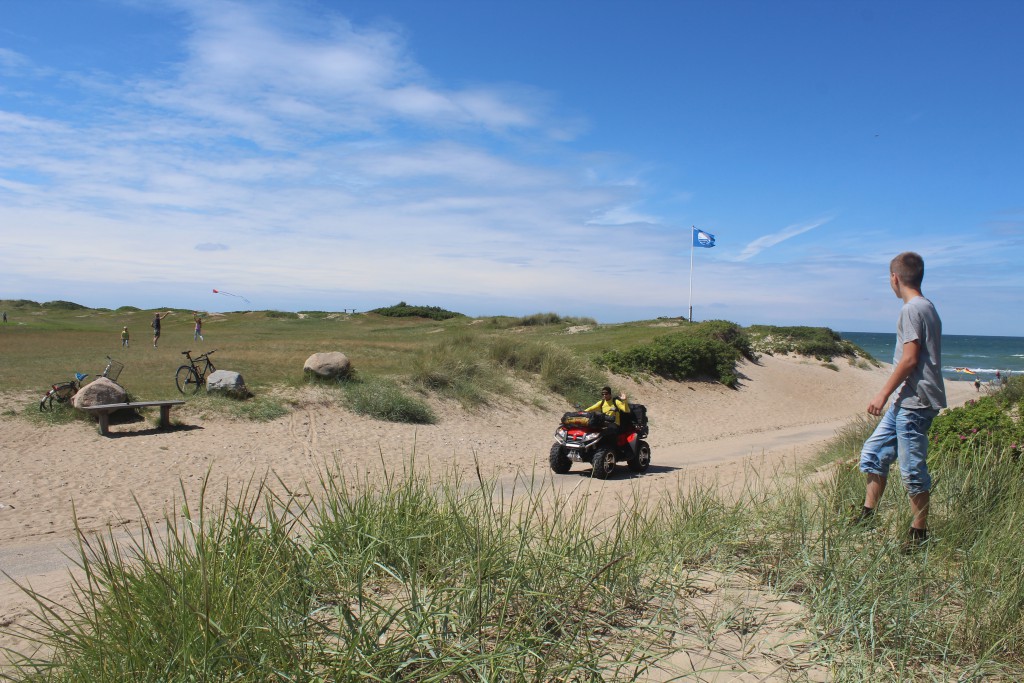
[
  {"x1": 176, "y1": 349, "x2": 217, "y2": 394},
  {"x1": 40, "y1": 373, "x2": 89, "y2": 411},
  {"x1": 39, "y1": 356, "x2": 125, "y2": 411}
]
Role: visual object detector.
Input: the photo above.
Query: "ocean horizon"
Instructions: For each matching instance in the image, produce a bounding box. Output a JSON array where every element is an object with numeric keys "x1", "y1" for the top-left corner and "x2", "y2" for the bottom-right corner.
[{"x1": 840, "y1": 331, "x2": 1023, "y2": 382}]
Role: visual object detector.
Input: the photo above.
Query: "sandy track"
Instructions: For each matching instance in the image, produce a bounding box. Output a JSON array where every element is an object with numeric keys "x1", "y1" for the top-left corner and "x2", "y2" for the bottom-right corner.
[{"x1": 0, "y1": 355, "x2": 974, "y2": 671}]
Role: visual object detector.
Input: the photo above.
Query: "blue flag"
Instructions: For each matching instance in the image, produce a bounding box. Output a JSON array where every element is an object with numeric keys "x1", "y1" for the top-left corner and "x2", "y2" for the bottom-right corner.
[{"x1": 693, "y1": 227, "x2": 716, "y2": 248}]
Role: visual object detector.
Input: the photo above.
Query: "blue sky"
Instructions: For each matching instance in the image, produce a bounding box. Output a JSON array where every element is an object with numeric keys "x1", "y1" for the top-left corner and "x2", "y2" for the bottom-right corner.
[{"x1": 1, "y1": 0, "x2": 1022, "y2": 335}]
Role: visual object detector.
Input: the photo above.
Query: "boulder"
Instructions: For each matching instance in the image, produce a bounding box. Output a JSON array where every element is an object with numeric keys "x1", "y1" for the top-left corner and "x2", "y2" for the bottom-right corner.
[
  {"x1": 206, "y1": 370, "x2": 248, "y2": 398},
  {"x1": 72, "y1": 377, "x2": 127, "y2": 410},
  {"x1": 304, "y1": 352, "x2": 351, "y2": 380}
]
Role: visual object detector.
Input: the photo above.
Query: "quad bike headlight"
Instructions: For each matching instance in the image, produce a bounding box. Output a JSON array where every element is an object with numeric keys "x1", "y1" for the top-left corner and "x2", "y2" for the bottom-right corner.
[
  {"x1": 583, "y1": 431, "x2": 601, "y2": 444},
  {"x1": 554, "y1": 427, "x2": 567, "y2": 444}
]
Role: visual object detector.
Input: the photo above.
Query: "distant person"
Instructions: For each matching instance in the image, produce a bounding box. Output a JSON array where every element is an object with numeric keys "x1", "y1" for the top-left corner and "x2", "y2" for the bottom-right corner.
[
  {"x1": 2, "y1": 311, "x2": 6, "y2": 323},
  {"x1": 856, "y1": 252, "x2": 946, "y2": 550},
  {"x1": 193, "y1": 311, "x2": 204, "y2": 342},
  {"x1": 151, "y1": 311, "x2": 170, "y2": 348},
  {"x1": 121, "y1": 326, "x2": 130, "y2": 348},
  {"x1": 974, "y1": 378, "x2": 981, "y2": 392}
]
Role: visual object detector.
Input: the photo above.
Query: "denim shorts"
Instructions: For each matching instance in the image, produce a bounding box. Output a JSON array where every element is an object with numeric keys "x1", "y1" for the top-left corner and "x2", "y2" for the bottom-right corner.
[{"x1": 859, "y1": 404, "x2": 939, "y2": 496}]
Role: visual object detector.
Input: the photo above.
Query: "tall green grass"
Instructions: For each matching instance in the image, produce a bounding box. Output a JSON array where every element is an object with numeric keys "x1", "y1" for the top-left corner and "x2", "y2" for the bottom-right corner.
[
  {"x1": 6, "y1": 426, "x2": 1024, "y2": 679},
  {"x1": 8, "y1": 382, "x2": 1024, "y2": 679},
  {"x1": 410, "y1": 330, "x2": 605, "y2": 408}
]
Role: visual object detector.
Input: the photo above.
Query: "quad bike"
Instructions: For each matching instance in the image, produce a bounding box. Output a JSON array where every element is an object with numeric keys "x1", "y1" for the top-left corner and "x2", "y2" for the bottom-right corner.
[{"x1": 549, "y1": 404, "x2": 650, "y2": 479}]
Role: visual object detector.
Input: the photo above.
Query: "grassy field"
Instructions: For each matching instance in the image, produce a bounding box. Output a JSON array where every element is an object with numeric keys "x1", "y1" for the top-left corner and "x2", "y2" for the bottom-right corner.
[
  {"x1": 0, "y1": 301, "x2": 870, "y2": 413},
  {"x1": 4, "y1": 301, "x2": 1021, "y2": 680}
]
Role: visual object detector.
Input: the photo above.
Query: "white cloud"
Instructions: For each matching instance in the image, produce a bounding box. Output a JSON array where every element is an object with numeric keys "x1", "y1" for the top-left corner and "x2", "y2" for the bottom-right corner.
[{"x1": 735, "y1": 215, "x2": 835, "y2": 261}]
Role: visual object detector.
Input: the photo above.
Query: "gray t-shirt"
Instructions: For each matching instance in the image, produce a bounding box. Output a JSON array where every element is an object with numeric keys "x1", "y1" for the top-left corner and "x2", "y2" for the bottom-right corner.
[{"x1": 894, "y1": 296, "x2": 946, "y2": 410}]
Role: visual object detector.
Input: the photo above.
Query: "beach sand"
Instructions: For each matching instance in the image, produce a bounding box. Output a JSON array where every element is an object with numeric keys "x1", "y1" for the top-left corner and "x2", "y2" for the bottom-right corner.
[{"x1": 0, "y1": 355, "x2": 975, "y2": 675}]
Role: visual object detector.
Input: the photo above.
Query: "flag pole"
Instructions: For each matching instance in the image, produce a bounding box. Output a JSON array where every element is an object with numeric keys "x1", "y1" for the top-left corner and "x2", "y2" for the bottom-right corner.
[{"x1": 688, "y1": 226, "x2": 695, "y2": 322}]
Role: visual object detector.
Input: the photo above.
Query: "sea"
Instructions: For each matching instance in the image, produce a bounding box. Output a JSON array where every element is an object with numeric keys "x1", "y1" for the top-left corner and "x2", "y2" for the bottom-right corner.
[{"x1": 840, "y1": 331, "x2": 1024, "y2": 384}]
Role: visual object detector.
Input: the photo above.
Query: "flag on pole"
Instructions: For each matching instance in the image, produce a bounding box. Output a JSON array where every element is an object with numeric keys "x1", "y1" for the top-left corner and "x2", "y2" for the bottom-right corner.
[{"x1": 693, "y1": 227, "x2": 716, "y2": 248}]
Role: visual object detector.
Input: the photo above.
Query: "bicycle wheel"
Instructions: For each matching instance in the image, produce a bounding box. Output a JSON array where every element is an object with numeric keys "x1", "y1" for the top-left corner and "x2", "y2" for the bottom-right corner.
[{"x1": 175, "y1": 366, "x2": 201, "y2": 394}]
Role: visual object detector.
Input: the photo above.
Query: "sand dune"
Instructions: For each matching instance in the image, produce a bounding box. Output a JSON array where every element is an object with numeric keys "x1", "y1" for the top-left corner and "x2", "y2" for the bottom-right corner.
[{"x1": 0, "y1": 354, "x2": 975, "y2": 669}]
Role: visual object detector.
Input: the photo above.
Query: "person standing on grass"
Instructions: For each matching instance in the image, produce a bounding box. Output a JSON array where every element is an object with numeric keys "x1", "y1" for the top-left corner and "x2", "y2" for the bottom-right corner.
[
  {"x1": 151, "y1": 311, "x2": 170, "y2": 348},
  {"x1": 858, "y1": 252, "x2": 946, "y2": 549},
  {"x1": 193, "y1": 311, "x2": 204, "y2": 342},
  {"x1": 121, "y1": 326, "x2": 130, "y2": 348}
]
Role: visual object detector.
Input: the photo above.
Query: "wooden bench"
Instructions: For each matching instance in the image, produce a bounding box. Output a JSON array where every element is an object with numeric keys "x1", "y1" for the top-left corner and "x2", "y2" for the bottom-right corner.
[{"x1": 80, "y1": 400, "x2": 186, "y2": 436}]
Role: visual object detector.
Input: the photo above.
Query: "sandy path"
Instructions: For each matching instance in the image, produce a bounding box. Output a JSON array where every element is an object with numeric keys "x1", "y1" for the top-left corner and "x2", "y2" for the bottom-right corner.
[{"x1": 0, "y1": 355, "x2": 975, "y2": 669}]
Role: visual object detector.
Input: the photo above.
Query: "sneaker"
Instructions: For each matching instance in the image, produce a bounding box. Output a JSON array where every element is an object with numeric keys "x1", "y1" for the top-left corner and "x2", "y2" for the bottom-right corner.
[
  {"x1": 901, "y1": 527, "x2": 928, "y2": 554},
  {"x1": 849, "y1": 505, "x2": 877, "y2": 528}
]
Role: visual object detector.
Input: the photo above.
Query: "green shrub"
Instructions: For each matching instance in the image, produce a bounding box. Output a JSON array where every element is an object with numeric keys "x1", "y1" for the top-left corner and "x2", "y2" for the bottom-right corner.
[
  {"x1": 41, "y1": 300, "x2": 88, "y2": 310},
  {"x1": 597, "y1": 320, "x2": 753, "y2": 387},
  {"x1": 480, "y1": 313, "x2": 596, "y2": 329},
  {"x1": 0, "y1": 298, "x2": 42, "y2": 309},
  {"x1": 371, "y1": 302, "x2": 464, "y2": 320},
  {"x1": 747, "y1": 325, "x2": 869, "y2": 361},
  {"x1": 264, "y1": 310, "x2": 300, "y2": 319},
  {"x1": 930, "y1": 395, "x2": 1024, "y2": 460}
]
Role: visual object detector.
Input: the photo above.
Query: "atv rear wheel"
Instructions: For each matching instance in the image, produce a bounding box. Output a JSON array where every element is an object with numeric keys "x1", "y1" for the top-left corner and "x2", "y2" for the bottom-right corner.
[
  {"x1": 590, "y1": 449, "x2": 616, "y2": 479},
  {"x1": 627, "y1": 440, "x2": 651, "y2": 473},
  {"x1": 549, "y1": 443, "x2": 572, "y2": 474}
]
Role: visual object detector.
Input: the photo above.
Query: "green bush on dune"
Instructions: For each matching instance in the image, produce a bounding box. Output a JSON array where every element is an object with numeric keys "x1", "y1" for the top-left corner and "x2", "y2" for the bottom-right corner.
[
  {"x1": 929, "y1": 377, "x2": 1024, "y2": 460},
  {"x1": 746, "y1": 324, "x2": 870, "y2": 362},
  {"x1": 597, "y1": 320, "x2": 756, "y2": 388},
  {"x1": 483, "y1": 312, "x2": 598, "y2": 328},
  {"x1": 371, "y1": 301, "x2": 464, "y2": 320}
]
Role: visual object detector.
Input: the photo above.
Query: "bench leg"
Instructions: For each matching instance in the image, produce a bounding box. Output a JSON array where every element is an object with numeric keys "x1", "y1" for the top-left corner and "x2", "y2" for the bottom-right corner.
[
  {"x1": 159, "y1": 405, "x2": 172, "y2": 429},
  {"x1": 97, "y1": 413, "x2": 110, "y2": 436}
]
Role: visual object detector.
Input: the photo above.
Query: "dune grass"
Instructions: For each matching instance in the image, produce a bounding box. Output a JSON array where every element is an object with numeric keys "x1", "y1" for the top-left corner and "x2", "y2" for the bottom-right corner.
[{"x1": 6, "y1": 381, "x2": 1024, "y2": 680}]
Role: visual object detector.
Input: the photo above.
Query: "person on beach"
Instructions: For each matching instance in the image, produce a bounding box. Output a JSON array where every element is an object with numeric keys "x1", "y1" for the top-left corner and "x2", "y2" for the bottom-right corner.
[
  {"x1": 585, "y1": 386, "x2": 630, "y2": 435},
  {"x1": 193, "y1": 311, "x2": 204, "y2": 342},
  {"x1": 121, "y1": 326, "x2": 130, "y2": 348},
  {"x1": 151, "y1": 311, "x2": 170, "y2": 348},
  {"x1": 857, "y1": 252, "x2": 946, "y2": 549}
]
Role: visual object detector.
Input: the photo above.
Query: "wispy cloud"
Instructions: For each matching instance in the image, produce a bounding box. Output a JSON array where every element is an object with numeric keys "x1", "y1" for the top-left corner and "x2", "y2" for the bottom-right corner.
[{"x1": 735, "y1": 215, "x2": 835, "y2": 261}]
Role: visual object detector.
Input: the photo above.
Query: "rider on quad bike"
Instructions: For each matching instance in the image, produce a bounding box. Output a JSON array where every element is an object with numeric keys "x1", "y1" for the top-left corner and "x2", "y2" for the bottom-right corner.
[{"x1": 550, "y1": 386, "x2": 651, "y2": 479}]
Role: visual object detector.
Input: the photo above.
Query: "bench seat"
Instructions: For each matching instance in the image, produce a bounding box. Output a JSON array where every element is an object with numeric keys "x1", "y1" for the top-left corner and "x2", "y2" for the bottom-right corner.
[{"x1": 79, "y1": 400, "x2": 186, "y2": 436}]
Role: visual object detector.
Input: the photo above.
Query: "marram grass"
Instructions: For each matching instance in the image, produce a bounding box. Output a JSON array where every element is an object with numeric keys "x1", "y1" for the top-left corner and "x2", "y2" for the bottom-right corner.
[{"x1": 5, "y1": 420, "x2": 1024, "y2": 680}]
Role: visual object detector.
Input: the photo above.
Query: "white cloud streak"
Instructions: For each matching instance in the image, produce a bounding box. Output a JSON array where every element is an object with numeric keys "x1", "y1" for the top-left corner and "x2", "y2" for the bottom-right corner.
[{"x1": 735, "y1": 216, "x2": 835, "y2": 261}]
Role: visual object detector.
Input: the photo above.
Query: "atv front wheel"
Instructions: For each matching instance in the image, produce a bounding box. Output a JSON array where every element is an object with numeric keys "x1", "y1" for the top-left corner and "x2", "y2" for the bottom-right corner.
[
  {"x1": 549, "y1": 443, "x2": 572, "y2": 474},
  {"x1": 627, "y1": 440, "x2": 651, "y2": 473},
  {"x1": 590, "y1": 449, "x2": 616, "y2": 479}
]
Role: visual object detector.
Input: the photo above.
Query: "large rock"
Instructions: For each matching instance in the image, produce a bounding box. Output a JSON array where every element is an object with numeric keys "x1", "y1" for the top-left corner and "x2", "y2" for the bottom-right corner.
[
  {"x1": 72, "y1": 377, "x2": 127, "y2": 410},
  {"x1": 206, "y1": 370, "x2": 248, "y2": 398},
  {"x1": 304, "y1": 352, "x2": 351, "y2": 380}
]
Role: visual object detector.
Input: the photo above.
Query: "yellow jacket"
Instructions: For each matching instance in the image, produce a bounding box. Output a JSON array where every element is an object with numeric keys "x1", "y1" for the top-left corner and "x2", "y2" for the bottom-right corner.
[{"x1": 584, "y1": 398, "x2": 630, "y2": 426}]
